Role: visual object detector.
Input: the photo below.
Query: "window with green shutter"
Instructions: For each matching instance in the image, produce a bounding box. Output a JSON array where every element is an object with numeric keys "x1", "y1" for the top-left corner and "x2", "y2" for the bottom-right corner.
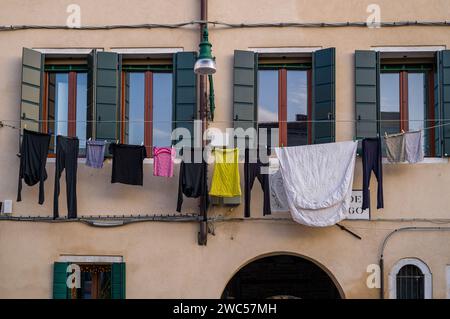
[
  {"x1": 52, "y1": 262, "x2": 125, "y2": 299},
  {"x1": 233, "y1": 49, "x2": 336, "y2": 149},
  {"x1": 355, "y1": 49, "x2": 449, "y2": 157}
]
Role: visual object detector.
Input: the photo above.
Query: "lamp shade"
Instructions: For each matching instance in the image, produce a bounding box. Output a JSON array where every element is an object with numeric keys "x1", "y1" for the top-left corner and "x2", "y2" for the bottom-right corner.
[{"x1": 194, "y1": 58, "x2": 216, "y2": 75}]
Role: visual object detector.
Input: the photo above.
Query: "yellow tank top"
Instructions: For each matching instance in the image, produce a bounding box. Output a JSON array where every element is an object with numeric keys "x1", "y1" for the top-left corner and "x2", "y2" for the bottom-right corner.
[{"x1": 209, "y1": 148, "x2": 242, "y2": 197}]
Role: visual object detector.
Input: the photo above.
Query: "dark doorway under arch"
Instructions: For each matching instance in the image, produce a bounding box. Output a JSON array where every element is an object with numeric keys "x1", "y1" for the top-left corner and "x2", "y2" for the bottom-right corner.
[{"x1": 222, "y1": 255, "x2": 342, "y2": 299}]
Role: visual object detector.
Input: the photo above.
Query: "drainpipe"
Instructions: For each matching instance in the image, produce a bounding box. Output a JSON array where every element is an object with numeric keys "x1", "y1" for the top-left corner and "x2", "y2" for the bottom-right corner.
[
  {"x1": 378, "y1": 226, "x2": 450, "y2": 299},
  {"x1": 198, "y1": 0, "x2": 208, "y2": 246}
]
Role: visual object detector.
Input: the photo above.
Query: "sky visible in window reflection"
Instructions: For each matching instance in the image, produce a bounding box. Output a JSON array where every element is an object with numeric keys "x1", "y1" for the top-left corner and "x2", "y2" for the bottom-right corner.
[{"x1": 153, "y1": 73, "x2": 172, "y2": 147}]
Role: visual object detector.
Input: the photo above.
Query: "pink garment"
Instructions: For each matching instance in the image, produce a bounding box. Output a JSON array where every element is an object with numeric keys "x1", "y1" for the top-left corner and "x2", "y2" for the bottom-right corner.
[{"x1": 153, "y1": 147, "x2": 175, "y2": 177}]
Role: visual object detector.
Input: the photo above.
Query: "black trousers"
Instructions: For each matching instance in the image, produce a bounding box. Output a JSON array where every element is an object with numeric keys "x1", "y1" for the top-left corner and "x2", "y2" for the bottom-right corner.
[
  {"x1": 17, "y1": 129, "x2": 51, "y2": 204},
  {"x1": 362, "y1": 138, "x2": 383, "y2": 210},
  {"x1": 244, "y1": 148, "x2": 271, "y2": 217},
  {"x1": 176, "y1": 148, "x2": 208, "y2": 212},
  {"x1": 54, "y1": 135, "x2": 79, "y2": 219}
]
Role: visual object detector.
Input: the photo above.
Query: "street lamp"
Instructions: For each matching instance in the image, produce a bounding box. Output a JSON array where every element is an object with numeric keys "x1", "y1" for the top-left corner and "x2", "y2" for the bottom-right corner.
[{"x1": 194, "y1": 27, "x2": 216, "y2": 75}]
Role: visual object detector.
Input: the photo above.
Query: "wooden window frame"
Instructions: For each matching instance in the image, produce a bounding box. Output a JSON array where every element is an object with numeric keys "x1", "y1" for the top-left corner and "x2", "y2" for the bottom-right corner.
[
  {"x1": 43, "y1": 70, "x2": 83, "y2": 157},
  {"x1": 260, "y1": 67, "x2": 312, "y2": 147},
  {"x1": 381, "y1": 68, "x2": 435, "y2": 156},
  {"x1": 120, "y1": 70, "x2": 172, "y2": 158}
]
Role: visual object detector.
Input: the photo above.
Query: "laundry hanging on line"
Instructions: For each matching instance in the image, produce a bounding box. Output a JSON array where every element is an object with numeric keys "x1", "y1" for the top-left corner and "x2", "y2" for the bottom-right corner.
[
  {"x1": 384, "y1": 131, "x2": 424, "y2": 164},
  {"x1": 176, "y1": 148, "x2": 209, "y2": 212},
  {"x1": 85, "y1": 139, "x2": 106, "y2": 169},
  {"x1": 209, "y1": 147, "x2": 241, "y2": 198},
  {"x1": 275, "y1": 141, "x2": 358, "y2": 227},
  {"x1": 53, "y1": 135, "x2": 79, "y2": 219},
  {"x1": 153, "y1": 146, "x2": 175, "y2": 177},
  {"x1": 109, "y1": 143, "x2": 147, "y2": 186},
  {"x1": 244, "y1": 148, "x2": 271, "y2": 217},
  {"x1": 362, "y1": 137, "x2": 383, "y2": 210},
  {"x1": 17, "y1": 129, "x2": 51, "y2": 205},
  {"x1": 269, "y1": 166, "x2": 289, "y2": 213}
]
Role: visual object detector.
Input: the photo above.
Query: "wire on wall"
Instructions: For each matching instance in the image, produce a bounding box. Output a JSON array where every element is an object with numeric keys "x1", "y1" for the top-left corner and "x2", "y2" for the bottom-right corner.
[{"x1": 2, "y1": 20, "x2": 450, "y2": 32}]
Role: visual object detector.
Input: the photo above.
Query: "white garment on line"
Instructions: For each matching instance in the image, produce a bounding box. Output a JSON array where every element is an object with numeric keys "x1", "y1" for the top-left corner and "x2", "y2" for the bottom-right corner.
[
  {"x1": 275, "y1": 141, "x2": 358, "y2": 227},
  {"x1": 269, "y1": 167, "x2": 289, "y2": 213},
  {"x1": 404, "y1": 131, "x2": 424, "y2": 163}
]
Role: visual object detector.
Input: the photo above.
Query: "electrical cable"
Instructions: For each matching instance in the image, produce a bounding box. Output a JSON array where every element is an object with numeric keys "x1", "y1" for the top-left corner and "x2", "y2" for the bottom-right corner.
[{"x1": 2, "y1": 20, "x2": 450, "y2": 32}]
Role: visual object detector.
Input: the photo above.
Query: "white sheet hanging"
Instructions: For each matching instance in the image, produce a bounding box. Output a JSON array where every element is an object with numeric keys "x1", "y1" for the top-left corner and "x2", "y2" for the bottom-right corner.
[
  {"x1": 275, "y1": 141, "x2": 358, "y2": 227},
  {"x1": 269, "y1": 168, "x2": 289, "y2": 213}
]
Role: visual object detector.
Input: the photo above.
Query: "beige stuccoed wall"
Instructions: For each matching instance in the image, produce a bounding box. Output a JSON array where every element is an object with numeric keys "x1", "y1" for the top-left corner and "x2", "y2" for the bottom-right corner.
[{"x1": 1, "y1": 0, "x2": 450, "y2": 298}]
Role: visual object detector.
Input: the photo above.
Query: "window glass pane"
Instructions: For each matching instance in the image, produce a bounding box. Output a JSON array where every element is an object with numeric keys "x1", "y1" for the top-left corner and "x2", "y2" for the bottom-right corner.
[
  {"x1": 380, "y1": 73, "x2": 400, "y2": 135},
  {"x1": 396, "y1": 265, "x2": 424, "y2": 299},
  {"x1": 55, "y1": 73, "x2": 69, "y2": 139},
  {"x1": 287, "y1": 70, "x2": 308, "y2": 146},
  {"x1": 76, "y1": 73, "x2": 88, "y2": 149},
  {"x1": 408, "y1": 73, "x2": 427, "y2": 154},
  {"x1": 152, "y1": 73, "x2": 173, "y2": 147},
  {"x1": 128, "y1": 72, "x2": 145, "y2": 145},
  {"x1": 258, "y1": 70, "x2": 278, "y2": 148}
]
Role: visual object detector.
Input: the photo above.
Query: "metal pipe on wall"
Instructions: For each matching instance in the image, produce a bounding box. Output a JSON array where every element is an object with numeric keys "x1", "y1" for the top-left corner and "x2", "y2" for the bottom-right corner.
[{"x1": 198, "y1": 0, "x2": 208, "y2": 246}]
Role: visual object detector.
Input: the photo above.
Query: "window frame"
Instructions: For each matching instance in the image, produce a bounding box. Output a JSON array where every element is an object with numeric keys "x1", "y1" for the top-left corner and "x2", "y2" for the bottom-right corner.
[
  {"x1": 120, "y1": 65, "x2": 173, "y2": 158},
  {"x1": 379, "y1": 63, "x2": 436, "y2": 156},
  {"x1": 257, "y1": 63, "x2": 313, "y2": 147},
  {"x1": 42, "y1": 65, "x2": 89, "y2": 156},
  {"x1": 388, "y1": 258, "x2": 432, "y2": 299}
]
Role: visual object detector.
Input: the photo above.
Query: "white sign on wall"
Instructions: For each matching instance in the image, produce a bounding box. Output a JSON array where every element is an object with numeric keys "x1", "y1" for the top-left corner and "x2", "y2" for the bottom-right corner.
[{"x1": 347, "y1": 190, "x2": 370, "y2": 220}]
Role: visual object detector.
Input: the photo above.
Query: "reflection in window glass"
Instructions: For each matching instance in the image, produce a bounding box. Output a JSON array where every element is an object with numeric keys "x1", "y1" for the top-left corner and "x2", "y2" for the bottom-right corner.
[
  {"x1": 54, "y1": 73, "x2": 69, "y2": 139},
  {"x1": 408, "y1": 73, "x2": 426, "y2": 154},
  {"x1": 258, "y1": 70, "x2": 279, "y2": 148},
  {"x1": 380, "y1": 73, "x2": 400, "y2": 135},
  {"x1": 127, "y1": 72, "x2": 145, "y2": 145},
  {"x1": 76, "y1": 73, "x2": 87, "y2": 149},
  {"x1": 287, "y1": 70, "x2": 308, "y2": 146},
  {"x1": 153, "y1": 73, "x2": 173, "y2": 147}
]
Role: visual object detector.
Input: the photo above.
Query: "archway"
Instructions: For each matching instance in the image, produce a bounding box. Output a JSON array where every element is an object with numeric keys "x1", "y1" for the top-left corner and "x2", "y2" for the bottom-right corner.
[{"x1": 221, "y1": 254, "x2": 343, "y2": 299}]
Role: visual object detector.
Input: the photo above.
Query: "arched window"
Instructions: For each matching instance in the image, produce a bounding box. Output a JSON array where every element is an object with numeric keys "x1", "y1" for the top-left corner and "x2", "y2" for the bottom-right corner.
[{"x1": 389, "y1": 258, "x2": 432, "y2": 299}]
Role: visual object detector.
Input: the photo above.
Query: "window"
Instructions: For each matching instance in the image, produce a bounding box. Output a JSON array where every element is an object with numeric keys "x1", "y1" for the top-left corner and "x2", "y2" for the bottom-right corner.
[
  {"x1": 53, "y1": 260, "x2": 125, "y2": 299},
  {"x1": 396, "y1": 264, "x2": 425, "y2": 299},
  {"x1": 70, "y1": 264, "x2": 111, "y2": 299},
  {"x1": 355, "y1": 49, "x2": 450, "y2": 158},
  {"x1": 379, "y1": 65, "x2": 435, "y2": 156},
  {"x1": 43, "y1": 68, "x2": 88, "y2": 153},
  {"x1": 389, "y1": 258, "x2": 432, "y2": 299},
  {"x1": 121, "y1": 65, "x2": 173, "y2": 157},
  {"x1": 257, "y1": 62, "x2": 312, "y2": 149}
]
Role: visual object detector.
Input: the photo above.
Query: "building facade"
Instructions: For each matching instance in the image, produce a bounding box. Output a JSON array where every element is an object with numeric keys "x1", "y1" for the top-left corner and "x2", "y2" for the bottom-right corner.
[{"x1": 1, "y1": 0, "x2": 450, "y2": 299}]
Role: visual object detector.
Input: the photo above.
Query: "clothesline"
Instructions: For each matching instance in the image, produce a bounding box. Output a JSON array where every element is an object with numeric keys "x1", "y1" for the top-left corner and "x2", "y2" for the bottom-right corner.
[
  {"x1": 2, "y1": 119, "x2": 450, "y2": 133},
  {"x1": 2, "y1": 118, "x2": 450, "y2": 123}
]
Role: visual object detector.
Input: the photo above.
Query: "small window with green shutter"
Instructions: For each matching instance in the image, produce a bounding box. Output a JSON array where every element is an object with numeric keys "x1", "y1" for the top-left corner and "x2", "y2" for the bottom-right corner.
[{"x1": 53, "y1": 261, "x2": 125, "y2": 299}]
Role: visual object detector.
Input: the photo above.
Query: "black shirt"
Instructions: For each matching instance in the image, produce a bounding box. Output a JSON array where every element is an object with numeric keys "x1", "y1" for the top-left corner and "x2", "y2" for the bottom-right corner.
[{"x1": 109, "y1": 143, "x2": 147, "y2": 186}]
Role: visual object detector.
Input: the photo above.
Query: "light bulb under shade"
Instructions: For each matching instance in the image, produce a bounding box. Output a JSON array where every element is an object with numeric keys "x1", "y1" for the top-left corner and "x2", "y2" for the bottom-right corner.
[{"x1": 194, "y1": 58, "x2": 217, "y2": 75}]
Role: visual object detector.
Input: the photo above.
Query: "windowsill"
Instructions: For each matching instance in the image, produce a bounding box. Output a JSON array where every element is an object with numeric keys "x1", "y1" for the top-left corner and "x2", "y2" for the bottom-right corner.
[{"x1": 382, "y1": 157, "x2": 448, "y2": 164}]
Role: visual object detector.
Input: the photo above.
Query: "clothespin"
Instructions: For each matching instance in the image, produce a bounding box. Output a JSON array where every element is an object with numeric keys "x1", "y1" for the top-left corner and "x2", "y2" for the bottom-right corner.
[
  {"x1": 401, "y1": 129, "x2": 405, "y2": 134},
  {"x1": 384, "y1": 132, "x2": 388, "y2": 138},
  {"x1": 141, "y1": 141, "x2": 144, "y2": 146},
  {"x1": 88, "y1": 137, "x2": 91, "y2": 141}
]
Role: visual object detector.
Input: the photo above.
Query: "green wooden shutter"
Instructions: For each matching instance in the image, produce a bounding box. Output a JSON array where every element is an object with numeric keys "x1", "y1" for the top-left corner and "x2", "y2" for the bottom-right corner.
[
  {"x1": 87, "y1": 50, "x2": 96, "y2": 141},
  {"x1": 434, "y1": 53, "x2": 442, "y2": 156},
  {"x1": 53, "y1": 262, "x2": 69, "y2": 299},
  {"x1": 355, "y1": 50, "x2": 379, "y2": 142},
  {"x1": 95, "y1": 51, "x2": 119, "y2": 143},
  {"x1": 439, "y1": 50, "x2": 450, "y2": 156},
  {"x1": 233, "y1": 50, "x2": 257, "y2": 148},
  {"x1": 21, "y1": 48, "x2": 44, "y2": 132},
  {"x1": 173, "y1": 52, "x2": 197, "y2": 149},
  {"x1": 111, "y1": 262, "x2": 126, "y2": 299},
  {"x1": 312, "y1": 48, "x2": 335, "y2": 144}
]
